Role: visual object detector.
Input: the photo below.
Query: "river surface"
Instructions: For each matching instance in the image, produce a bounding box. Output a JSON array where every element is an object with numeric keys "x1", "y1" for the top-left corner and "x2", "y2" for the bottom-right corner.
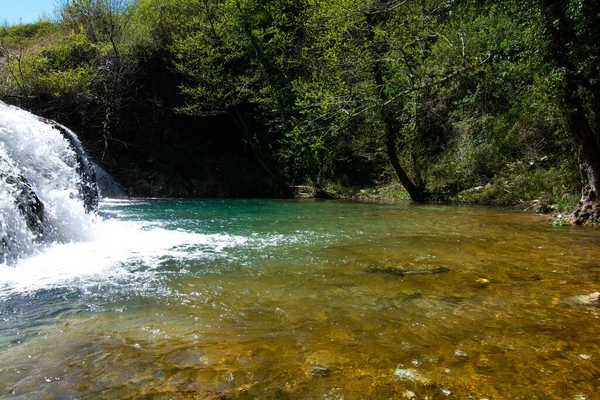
[{"x1": 1, "y1": 199, "x2": 599, "y2": 399}]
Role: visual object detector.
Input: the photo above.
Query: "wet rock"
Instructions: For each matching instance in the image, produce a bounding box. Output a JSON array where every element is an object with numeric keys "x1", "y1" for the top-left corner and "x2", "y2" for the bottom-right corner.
[
  {"x1": 1, "y1": 166, "x2": 45, "y2": 234},
  {"x1": 1, "y1": 157, "x2": 45, "y2": 263},
  {"x1": 531, "y1": 200, "x2": 553, "y2": 214},
  {"x1": 0, "y1": 157, "x2": 44, "y2": 233},
  {"x1": 292, "y1": 185, "x2": 314, "y2": 198},
  {"x1": 366, "y1": 264, "x2": 450, "y2": 277}
]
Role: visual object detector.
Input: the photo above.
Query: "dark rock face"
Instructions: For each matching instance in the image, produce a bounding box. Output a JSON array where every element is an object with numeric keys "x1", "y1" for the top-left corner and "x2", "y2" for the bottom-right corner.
[
  {"x1": 4, "y1": 171, "x2": 45, "y2": 233},
  {"x1": 1, "y1": 156, "x2": 45, "y2": 263}
]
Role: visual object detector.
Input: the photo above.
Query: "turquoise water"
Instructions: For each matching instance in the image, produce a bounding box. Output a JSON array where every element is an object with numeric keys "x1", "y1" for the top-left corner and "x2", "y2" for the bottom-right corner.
[{"x1": 1, "y1": 199, "x2": 600, "y2": 399}]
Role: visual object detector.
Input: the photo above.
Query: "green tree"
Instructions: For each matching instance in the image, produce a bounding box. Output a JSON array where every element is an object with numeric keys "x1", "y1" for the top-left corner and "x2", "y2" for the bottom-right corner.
[
  {"x1": 290, "y1": 0, "x2": 495, "y2": 200},
  {"x1": 60, "y1": 0, "x2": 138, "y2": 157}
]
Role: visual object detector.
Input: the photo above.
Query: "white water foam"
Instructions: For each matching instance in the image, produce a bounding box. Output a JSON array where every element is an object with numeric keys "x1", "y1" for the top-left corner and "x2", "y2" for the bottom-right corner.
[{"x1": 0, "y1": 214, "x2": 249, "y2": 299}]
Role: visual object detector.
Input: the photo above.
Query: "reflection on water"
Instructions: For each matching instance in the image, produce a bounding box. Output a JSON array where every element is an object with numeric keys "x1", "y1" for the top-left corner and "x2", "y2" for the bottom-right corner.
[{"x1": 1, "y1": 199, "x2": 600, "y2": 399}]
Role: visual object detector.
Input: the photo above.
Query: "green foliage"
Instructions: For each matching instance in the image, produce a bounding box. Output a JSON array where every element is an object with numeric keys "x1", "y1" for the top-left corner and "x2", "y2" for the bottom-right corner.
[
  {"x1": 553, "y1": 219, "x2": 569, "y2": 227},
  {"x1": 0, "y1": 21, "x2": 56, "y2": 44},
  {"x1": 455, "y1": 157, "x2": 581, "y2": 208},
  {"x1": 0, "y1": 0, "x2": 593, "y2": 203},
  {"x1": 0, "y1": 22, "x2": 96, "y2": 102}
]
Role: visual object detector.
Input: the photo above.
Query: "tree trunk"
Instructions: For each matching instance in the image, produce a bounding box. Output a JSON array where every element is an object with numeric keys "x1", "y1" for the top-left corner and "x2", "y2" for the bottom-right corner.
[
  {"x1": 366, "y1": 2, "x2": 424, "y2": 202},
  {"x1": 541, "y1": 0, "x2": 600, "y2": 199},
  {"x1": 383, "y1": 118, "x2": 424, "y2": 201}
]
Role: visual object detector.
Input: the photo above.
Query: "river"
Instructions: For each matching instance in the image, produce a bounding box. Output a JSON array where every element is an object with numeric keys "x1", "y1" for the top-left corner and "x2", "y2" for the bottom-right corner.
[{"x1": 1, "y1": 198, "x2": 599, "y2": 399}]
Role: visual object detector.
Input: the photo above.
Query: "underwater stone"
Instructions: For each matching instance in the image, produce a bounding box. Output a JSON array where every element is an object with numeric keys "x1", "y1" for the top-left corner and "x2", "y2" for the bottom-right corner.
[
  {"x1": 311, "y1": 365, "x2": 331, "y2": 378},
  {"x1": 366, "y1": 264, "x2": 450, "y2": 277}
]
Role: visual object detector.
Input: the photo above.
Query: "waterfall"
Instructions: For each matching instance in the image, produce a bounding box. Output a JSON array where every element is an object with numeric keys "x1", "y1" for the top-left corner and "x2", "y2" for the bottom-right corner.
[
  {"x1": 94, "y1": 164, "x2": 126, "y2": 198},
  {"x1": 0, "y1": 101, "x2": 100, "y2": 264}
]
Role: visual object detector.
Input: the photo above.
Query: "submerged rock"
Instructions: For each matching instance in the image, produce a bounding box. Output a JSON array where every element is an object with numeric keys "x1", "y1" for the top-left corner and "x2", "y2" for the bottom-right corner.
[
  {"x1": 136, "y1": 390, "x2": 225, "y2": 399},
  {"x1": 311, "y1": 365, "x2": 331, "y2": 378},
  {"x1": 367, "y1": 264, "x2": 450, "y2": 277},
  {"x1": 506, "y1": 271, "x2": 542, "y2": 282},
  {"x1": 305, "y1": 350, "x2": 345, "y2": 378},
  {"x1": 452, "y1": 349, "x2": 469, "y2": 361}
]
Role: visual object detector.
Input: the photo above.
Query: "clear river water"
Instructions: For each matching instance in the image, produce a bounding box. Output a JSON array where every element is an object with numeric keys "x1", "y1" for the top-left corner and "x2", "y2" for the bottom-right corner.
[{"x1": 1, "y1": 198, "x2": 599, "y2": 399}]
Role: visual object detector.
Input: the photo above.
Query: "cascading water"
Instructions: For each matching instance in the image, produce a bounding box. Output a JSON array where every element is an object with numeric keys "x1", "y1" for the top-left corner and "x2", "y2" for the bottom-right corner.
[
  {"x1": 94, "y1": 164, "x2": 126, "y2": 198},
  {"x1": 0, "y1": 102, "x2": 244, "y2": 296},
  {"x1": 0, "y1": 101, "x2": 99, "y2": 264}
]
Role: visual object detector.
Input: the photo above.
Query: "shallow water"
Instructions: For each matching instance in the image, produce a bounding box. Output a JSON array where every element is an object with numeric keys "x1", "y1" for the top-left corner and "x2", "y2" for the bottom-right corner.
[{"x1": 1, "y1": 199, "x2": 599, "y2": 399}]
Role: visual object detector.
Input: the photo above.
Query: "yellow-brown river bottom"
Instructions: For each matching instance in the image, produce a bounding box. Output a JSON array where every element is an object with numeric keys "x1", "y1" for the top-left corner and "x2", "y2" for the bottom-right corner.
[{"x1": 1, "y1": 199, "x2": 599, "y2": 399}]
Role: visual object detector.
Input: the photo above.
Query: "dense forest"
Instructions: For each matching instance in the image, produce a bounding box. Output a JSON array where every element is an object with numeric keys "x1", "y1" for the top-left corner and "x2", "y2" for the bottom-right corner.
[{"x1": 1, "y1": 0, "x2": 599, "y2": 223}]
